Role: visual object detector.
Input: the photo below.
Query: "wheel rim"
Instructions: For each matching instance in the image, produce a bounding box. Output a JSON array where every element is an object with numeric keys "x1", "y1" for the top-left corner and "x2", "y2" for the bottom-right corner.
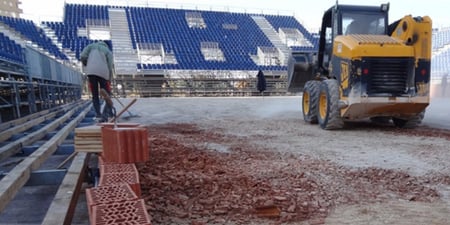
[
  {"x1": 303, "y1": 92, "x2": 310, "y2": 115},
  {"x1": 319, "y1": 91, "x2": 327, "y2": 119}
]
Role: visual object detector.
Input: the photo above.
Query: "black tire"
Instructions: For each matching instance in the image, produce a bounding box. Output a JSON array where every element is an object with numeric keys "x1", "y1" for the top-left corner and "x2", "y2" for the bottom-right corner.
[
  {"x1": 392, "y1": 111, "x2": 425, "y2": 129},
  {"x1": 318, "y1": 79, "x2": 344, "y2": 130},
  {"x1": 302, "y1": 80, "x2": 321, "y2": 123},
  {"x1": 370, "y1": 116, "x2": 391, "y2": 124}
]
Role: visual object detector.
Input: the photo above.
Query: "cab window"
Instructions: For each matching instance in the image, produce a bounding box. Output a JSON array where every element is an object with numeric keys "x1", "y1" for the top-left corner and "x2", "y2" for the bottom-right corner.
[{"x1": 342, "y1": 12, "x2": 386, "y2": 35}]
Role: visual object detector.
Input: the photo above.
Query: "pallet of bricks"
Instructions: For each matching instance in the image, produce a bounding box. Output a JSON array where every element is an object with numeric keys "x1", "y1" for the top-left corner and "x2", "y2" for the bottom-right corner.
[{"x1": 77, "y1": 122, "x2": 151, "y2": 225}]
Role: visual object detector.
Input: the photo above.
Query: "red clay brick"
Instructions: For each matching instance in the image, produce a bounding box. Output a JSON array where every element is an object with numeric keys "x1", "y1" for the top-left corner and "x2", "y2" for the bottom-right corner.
[
  {"x1": 98, "y1": 171, "x2": 141, "y2": 197},
  {"x1": 86, "y1": 184, "x2": 138, "y2": 217},
  {"x1": 101, "y1": 127, "x2": 149, "y2": 164},
  {"x1": 124, "y1": 130, "x2": 134, "y2": 163},
  {"x1": 91, "y1": 199, "x2": 151, "y2": 225},
  {"x1": 137, "y1": 128, "x2": 149, "y2": 162}
]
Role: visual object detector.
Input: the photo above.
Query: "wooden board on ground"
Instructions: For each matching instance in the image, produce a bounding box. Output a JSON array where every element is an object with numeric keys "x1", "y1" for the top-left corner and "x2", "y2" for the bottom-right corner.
[
  {"x1": 74, "y1": 140, "x2": 102, "y2": 145},
  {"x1": 74, "y1": 147, "x2": 103, "y2": 153},
  {"x1": 74, "y1": 125, "x2": 101, "y2": 135}
]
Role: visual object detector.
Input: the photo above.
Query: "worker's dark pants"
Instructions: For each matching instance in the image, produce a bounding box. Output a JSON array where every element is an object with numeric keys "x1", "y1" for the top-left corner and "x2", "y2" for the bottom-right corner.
[{"x1": 88, "y1": 75, "x2": 112, "y2": 119}]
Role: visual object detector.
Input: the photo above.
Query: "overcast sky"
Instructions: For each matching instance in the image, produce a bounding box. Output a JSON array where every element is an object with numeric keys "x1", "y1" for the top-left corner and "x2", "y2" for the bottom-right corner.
[{"x1": 20, "y1": 0, "x2": 450, "y2": 30}]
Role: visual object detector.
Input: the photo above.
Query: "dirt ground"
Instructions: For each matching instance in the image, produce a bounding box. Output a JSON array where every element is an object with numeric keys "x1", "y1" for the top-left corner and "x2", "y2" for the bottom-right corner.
[{"x1": 122, "y1": 96, "x2": 450, "y2": 225}]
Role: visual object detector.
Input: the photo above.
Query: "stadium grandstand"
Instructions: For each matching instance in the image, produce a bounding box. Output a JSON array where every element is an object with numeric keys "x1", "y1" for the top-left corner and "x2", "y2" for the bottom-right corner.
[
  {"x1": 1, "y1": 1, "x2": 450, "y2": 122},
  {"x1": 41, "y1": 3, "x2": 319, "y2": 98}
]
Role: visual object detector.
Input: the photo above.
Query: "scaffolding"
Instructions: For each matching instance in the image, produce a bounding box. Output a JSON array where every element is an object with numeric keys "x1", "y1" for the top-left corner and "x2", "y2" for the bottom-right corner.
[{"x1": 0, "y1": 46, "x2": 83, "y2": 123}]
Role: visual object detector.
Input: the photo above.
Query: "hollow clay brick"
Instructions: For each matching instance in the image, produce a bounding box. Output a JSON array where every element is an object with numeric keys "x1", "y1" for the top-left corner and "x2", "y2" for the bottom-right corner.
[
  {"x1": 90, "y1": 199, "x2": 151, "y2": 225},
  {"x1": 101, "y1": 126, "x2": 149, "y2": 164},
  {"x1": 86, "y1": 184, "x2": 138, "y2": 217},
  {"x1": 98, "y1": 171, "x2": 141, "y2": 197},
  {"x1": 100, "y1": 163, "x2": 138, "y2": 175}
]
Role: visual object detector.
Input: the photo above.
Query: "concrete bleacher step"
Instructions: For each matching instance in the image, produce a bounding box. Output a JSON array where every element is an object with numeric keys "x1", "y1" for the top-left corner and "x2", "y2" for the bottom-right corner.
[
  {"x1": 251, "y1": 16, "x2": 291, "y2": 66},
  {"x1": 108, "y1": 8, "x2": 139, "y2": 75}
]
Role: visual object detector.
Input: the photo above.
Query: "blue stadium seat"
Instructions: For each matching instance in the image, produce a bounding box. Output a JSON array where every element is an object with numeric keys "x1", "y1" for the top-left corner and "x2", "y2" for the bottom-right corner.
[{"x1": 0, "y1": 32, "x2": 25, "y2": 64}]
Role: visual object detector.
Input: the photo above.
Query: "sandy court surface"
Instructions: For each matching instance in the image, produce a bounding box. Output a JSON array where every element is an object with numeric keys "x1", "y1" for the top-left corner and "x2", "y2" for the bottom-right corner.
[{"x1": 116, "y1": 96, "x2": 450, "y2": 224}]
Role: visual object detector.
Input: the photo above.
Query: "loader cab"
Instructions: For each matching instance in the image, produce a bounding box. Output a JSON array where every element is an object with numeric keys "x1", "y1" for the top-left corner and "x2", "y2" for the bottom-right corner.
[{"x1": 317, "y1": 4, "x2": 389, "y2": 73}]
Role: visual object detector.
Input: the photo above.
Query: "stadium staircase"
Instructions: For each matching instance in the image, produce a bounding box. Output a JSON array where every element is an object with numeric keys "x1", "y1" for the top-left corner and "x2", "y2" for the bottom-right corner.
[
  {"x1": 108, "y1": 8, "x2": 139, "y2": 75},
  {"x1": 251, "y1": 16, "x2": 291, "y2": 66}
]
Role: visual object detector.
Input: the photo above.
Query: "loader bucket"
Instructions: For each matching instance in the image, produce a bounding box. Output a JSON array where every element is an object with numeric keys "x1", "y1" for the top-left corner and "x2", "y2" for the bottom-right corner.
[{"x1": 287, "y1": 54, "x2": 315, "y2": 93}]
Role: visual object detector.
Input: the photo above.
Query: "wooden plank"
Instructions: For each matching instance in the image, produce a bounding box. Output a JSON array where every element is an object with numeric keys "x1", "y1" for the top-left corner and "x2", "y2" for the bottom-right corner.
[
  {"x1": 75, "y1": 142, "x2": 101, "y2": 145},
  {"x1": 0, "y1": 100, "x2": 82, "y2": 132},
  {"x1": 75, "y1": 149, "x2": 102, "y2": 151},
  {"x1": 56, "y1": 152, "x2": 78, "y2": 169},
  {"x1": 74, "y1": 125, "x2": 102, "y2": 154},
  {"x1": 74, "y1": 140, "x2": 102, "y2": 144},
  {"x1": 0, "y1": 105, "x2": 81, "y2": 161},
  {"x1": 74, "y1": 134, "x2": 101, "y2": 138},
  {"x1": 74, "y1": 125, "x2": 101, "y2": 133},
  {"x1": 75, "y1": 142, "x2": 102, "y2": 145},
  {"x1": 74, "y1": 145, "x2": 103, "y2": 148},
  {"x1": 75, "y1": 135, "x2": 101, "y2": 139},
  {"x1": 42, "y1": 152, "x2": 90, "y2": 225},
  {"x1": 0, "y1": 111, "x2": 57, "y2": 143},
  {"x1": 0, "y1": 109, "x2": 51, "y2": 132},
  {"x1": 0, "y1": 102, "x2": 91, "y2": 213},
  {"x1": 74, "y1": 133, "x2": 101, "y2": 136},
  {"x1": 74, "y1": 148, "x2": 102, "y2": 153},
  {"x1": 74, "y1": 143, "x2": 102, "y2": 147}
]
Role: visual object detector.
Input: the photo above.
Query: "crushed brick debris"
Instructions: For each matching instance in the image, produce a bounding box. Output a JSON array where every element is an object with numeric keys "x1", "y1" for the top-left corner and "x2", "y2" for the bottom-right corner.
[{"x1": 137, "y1": 123, "x2": 450, "y2": 224}]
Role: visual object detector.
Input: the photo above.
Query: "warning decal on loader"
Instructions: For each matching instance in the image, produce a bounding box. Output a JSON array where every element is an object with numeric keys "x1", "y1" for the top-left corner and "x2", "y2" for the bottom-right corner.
[{"x1": 341, "y1": 62, "x2": 349, "y2": 90}]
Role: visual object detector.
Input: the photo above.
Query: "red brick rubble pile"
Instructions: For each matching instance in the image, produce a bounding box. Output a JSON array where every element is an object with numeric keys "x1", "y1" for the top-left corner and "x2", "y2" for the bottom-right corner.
[{"x1": 137, "y1": 123, "x2": 449, "y2": 225}]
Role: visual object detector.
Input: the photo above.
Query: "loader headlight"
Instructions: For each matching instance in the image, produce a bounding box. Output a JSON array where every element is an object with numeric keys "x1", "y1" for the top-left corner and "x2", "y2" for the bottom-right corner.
[
  {"x1": 352, "y1": 60, "x2": 365, "y2": 76},
  {"x1": 356, "y1": 68, "x2": 362, "y2": 76}
]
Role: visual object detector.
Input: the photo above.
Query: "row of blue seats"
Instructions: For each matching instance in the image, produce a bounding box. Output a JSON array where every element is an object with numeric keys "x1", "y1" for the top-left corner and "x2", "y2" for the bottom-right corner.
[
  {"x1": 137, "y1": 63, "x2": 287, "y2": 71},
  {"x1": 49, "y1": 3, "x2": 319, "y2": 65},
  {"x1": 64, "y1": 4, "x2": 109, "y2": 27},
  {"x1": 126, "y1": 7, "x2": 275, "y2": 66},
  {"x1": 0, "y1": 32, "x2": 25, "y2": 64}
]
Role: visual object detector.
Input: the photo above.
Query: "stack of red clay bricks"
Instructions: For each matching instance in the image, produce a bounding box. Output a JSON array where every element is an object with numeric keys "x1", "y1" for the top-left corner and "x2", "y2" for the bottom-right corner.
[{"x1": 85, "y1": 122, "x2": 151, "y2": 225}]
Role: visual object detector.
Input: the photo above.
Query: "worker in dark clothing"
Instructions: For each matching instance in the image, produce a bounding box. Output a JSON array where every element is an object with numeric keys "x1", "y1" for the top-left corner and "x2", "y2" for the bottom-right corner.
[
  {"x1": 257, "y1": 69, "x2": 266, "y2": 93},
  {"x1": 80, "y1": 41, "x2": 114, "y2": 122}
]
